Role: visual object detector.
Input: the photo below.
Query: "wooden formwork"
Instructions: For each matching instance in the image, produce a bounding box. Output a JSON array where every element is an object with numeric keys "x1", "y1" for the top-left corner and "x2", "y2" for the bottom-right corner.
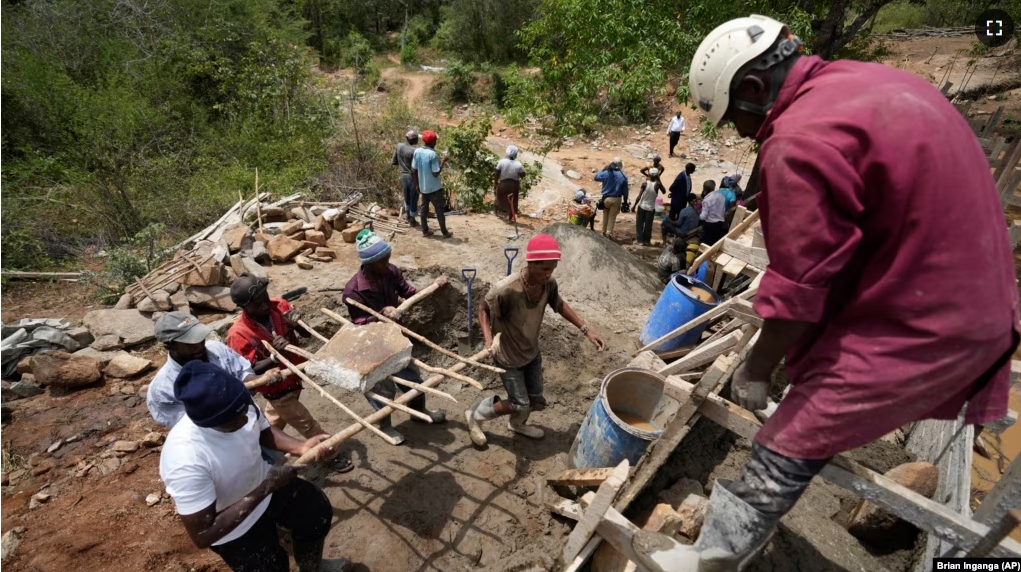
[{"x1": 551, "y1": 212, "x2": 1021, "y2": 570}]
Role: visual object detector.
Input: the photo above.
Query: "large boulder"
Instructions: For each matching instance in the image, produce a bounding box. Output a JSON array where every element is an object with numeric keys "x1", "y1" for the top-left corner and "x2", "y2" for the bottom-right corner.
[
  {"x1": 185, "y1": 286, "x2": 237, "y2": 312},
  {"x1": 65, "y1": 326, "x2": 95, "y2": 348},
  {"x1": 222, "y1": 223, "x2": 251, "y2": 253},
  {"x1": 267, "y1": 234, "x2": 304, "y2": 262},
  {"x1": 104, "y1": 354, "x2": 153, "y2": 379},
  {"x1": 90, "y1": 334, "x2": 124, "y2": 351},
  {"x1": 30, "y1": 350, "x2": 102, "y2": 388},
  {"x1": 305, "y1": 322, "x2": 412, "y2": 392},
  {"x1": 72, "y1": 347, "x2": 123, "y2": 367},
  {"x1": 82, "y1": 309, "x2": 155, "y2": 347},
  {"x1": 251, "y1": 241, "x2": 271, "y2": 264}
]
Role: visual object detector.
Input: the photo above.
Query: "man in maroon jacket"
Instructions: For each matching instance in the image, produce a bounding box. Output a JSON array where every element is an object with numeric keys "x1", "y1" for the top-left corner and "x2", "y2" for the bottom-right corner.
[{"x1": 634, "y1": 15, "x2": 1020, "y2": 572}]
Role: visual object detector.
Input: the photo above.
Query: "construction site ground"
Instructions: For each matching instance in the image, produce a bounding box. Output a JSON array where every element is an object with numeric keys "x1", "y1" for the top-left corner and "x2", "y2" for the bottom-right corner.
[{"x1": 3, "y1": 34, "x2": 1021, "y2": 572}]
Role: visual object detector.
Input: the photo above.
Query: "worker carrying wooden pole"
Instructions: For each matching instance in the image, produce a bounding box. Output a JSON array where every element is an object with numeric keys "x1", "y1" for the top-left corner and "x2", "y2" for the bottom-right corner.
[
  {"x1": 341, "y1": 228, "x2": 449, "y2": 445},
  {"x1": 632, "y1": 14, "x2": 1020, "y2": 572}
]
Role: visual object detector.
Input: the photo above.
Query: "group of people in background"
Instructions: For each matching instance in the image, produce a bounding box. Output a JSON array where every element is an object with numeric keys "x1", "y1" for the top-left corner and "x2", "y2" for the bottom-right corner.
[{"x1": 392, "y1": 130, "x2": 453, "y2": 238}]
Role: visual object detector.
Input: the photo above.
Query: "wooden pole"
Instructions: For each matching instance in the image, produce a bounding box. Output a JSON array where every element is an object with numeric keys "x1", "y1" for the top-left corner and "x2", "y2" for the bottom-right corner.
[
  {"x1": 261, "y1": 341, "x2": 400, "y2": 446},
  {"x1": 297, "y1": 320, "x2": 330, "y2": 344},
  {"x1": 411, "y1": 358, "x2": 484, "y2": 390},
  {"x1": 330, "y1": 303, "x2": 505, "y2": 374},
  {"x1": 686, "y1": 209, "x2": 760, "y2": 274},
  {"x1": 293, "y1": 335, "x2": 501, "y2": 464},
  {"x1": 967, "y1": 509, "x2": 1021, "y2": 557},
  {"x1": 393, "y1": 280, "x2": 444, "y2": 320},
  {"x1": 365, "y1": 391, "x2": 433, "y2": 423},
  {"x1": 389, "y1": 376, "x2": 459, "y2": 403},
  {"x1": 255, "y1": 168, "x2": 263, "y2": 233},
  {"x1": 244, "y1": 362, "x2": 307, "y2": 389}
]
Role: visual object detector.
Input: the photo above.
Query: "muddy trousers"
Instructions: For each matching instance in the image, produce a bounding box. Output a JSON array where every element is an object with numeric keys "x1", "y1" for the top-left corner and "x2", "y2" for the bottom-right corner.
[
  {"x1": 730, "y1": 442, "x2": 831, "y2": 519},
  {"x1": 264, "y1": 389, "x2": 326, "y2": 439},
  {"x1": 366, "y1": 366, "x2": 428, "y2": 426},
  {"x1": 210, "y1": 478, "x2": 332, "y2": 572}
]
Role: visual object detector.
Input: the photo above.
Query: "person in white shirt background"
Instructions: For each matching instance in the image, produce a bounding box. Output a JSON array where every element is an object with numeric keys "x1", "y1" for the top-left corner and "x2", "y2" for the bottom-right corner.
[
  {"x1": 160, "y1": 361, "x2": 350, "y2": 572},
  {"x1": 698, "y1": 180, "x2": 728, "y2": 246},
  {"x1": 667, "y1": 111, "x2": 686, "y2": 158}
]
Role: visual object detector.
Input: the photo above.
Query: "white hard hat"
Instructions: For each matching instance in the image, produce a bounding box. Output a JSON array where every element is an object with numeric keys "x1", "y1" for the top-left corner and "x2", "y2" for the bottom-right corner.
[{"x1": 689, "y1": 15, "x2": 787, "y2": 126}]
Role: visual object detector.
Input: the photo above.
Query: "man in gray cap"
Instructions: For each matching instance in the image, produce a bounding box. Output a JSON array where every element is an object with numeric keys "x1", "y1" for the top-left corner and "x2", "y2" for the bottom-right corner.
[
  {"x1": 392, "y1": 130, "x2": 420, "y2": 227},
  {"x1": 147, "y1": 311, "x2": 268, "y2": 428}
]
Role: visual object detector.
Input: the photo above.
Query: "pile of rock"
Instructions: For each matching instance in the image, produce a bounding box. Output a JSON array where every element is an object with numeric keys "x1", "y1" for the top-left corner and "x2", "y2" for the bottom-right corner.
[{"x1": 114, "y1": 201, "x2": 355, "y2": 324}]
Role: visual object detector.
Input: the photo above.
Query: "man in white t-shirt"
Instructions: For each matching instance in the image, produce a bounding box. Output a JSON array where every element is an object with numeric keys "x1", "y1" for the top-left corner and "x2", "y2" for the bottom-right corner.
[
  {"x1": 667, "y1": 111, "x2": 686, "y2": 157},
  {"x1": 160, "y1": 361, "x2": 351, "y2": 572}
]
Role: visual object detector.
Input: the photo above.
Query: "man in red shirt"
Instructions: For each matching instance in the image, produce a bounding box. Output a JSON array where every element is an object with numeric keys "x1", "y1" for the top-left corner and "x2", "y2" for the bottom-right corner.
[
  {"x1": 634, "y1": 15, "x2": 1020, "y2": 572},
  {"x1": 226, "y1": 273, "x2": 353, "y2": 472}
]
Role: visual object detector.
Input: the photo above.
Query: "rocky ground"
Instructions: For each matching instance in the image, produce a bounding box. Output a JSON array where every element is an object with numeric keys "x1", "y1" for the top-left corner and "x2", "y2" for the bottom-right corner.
[{"x1": 3, "y1": 33, "x2": 1020, "y2": 572}]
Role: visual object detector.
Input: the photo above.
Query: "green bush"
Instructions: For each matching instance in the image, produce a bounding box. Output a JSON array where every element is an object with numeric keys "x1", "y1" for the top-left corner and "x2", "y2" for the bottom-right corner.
[
  {"x1": 342, "y1": 32, "x2": 374, "y2": 72},
  {"x1": 445, "y1": 115, "x2": 498, "y2": 211},
  {"x1": 444, "y1": 60, "x2": 475, "y2": 103},
  {"x1": 400, "y1": 42, "x2": 419, "y2": 65}
]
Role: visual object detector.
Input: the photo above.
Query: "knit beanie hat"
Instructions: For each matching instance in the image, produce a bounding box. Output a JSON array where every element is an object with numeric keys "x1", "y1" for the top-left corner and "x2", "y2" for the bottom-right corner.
[
  {"x1": 356, "y1": 229, "x2": 392, "y2": 264},
  {"x1": 525, "y1": 233, "x2": 561, "y2": 262},
  {"x1": 174, "y1": 361, "x2": 251, "y2": 428}
]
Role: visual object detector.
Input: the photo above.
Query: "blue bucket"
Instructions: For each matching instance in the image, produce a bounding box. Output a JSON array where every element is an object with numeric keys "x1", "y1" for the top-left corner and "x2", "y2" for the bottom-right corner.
[
  {"x1": 569, "y1": 368, "x2": 679, "y2": 469},
  {"x1": 639, "y1": 274, "x2": 720, "y2": 353}
]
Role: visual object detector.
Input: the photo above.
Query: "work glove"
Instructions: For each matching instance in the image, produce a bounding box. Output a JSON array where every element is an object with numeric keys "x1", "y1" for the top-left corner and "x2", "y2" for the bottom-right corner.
[{"x1": 732, "y1": 363, "x2": 771, "y2": 412}]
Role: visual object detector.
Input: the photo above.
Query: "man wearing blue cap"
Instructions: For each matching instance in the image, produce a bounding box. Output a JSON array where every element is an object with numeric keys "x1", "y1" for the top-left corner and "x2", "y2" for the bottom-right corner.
[
  {"x1": 342, "y1": 229, "x2": 448, "y2": 444},
  {"x1": 160, "y1": 361, "x2": 351, "y2": 572}
]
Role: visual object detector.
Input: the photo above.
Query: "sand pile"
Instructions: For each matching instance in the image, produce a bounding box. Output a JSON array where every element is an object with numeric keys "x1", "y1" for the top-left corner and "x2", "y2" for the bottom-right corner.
[{"x1": 540, "y1": 223, "x2": 664, "y2": 312}]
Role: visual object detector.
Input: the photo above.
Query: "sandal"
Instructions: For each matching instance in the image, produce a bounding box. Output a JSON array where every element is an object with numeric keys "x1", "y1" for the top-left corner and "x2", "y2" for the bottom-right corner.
[{"x1": 331, "y1": 453, "x2": 355, "y2": 473}]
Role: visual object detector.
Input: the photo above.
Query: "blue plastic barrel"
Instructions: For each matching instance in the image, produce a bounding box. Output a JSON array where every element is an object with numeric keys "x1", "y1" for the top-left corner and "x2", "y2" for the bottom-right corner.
[
  {"x1": 639, "y1": 274, "x2": 720, "y2": 353},
  {"x1": 569, "y1": 368, "x2": 677, "y2": 469}
]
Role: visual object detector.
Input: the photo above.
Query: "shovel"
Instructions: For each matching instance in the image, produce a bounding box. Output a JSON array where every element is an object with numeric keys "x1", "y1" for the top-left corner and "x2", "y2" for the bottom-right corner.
[
  {"x1": 461, "y1": 268, "x2": 477, "y2": 350},
  {"x1": 504, "y1": 247, "x2": 519, "y2": 277}
]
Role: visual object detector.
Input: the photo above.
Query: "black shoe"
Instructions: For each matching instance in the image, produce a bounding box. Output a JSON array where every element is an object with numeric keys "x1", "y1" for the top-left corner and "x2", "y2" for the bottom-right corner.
[{"x1": 409, "y1": 218, "x2": 419, "y2": 227}]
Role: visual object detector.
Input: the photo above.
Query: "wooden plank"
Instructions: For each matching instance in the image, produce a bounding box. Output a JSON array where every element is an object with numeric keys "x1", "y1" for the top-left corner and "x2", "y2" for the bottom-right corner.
[
  {"x1": 548, "y1": 467, "x2": 618, "y2": 487},
  {"x1": 995, "y1": 139, "x2": 1021, "y2": 184},
  {"x1": 615, "y1": 355, "x2": 731, "y2": 512},
  {"x1": 658, "y1": 330, "x2": 741, "y2": 376},
  {"x1": 562, "y1": 460, "x2": 629, "y2": 563},
  {"x1": 554, "y1": 492, "x2": 645, "y2": 572},
  {"x1": 701, "y1": 318, "x2": 743, "y2": 345},
  {"x1": 686, "y1": 210, "x2": 760, "y2": 274},
  {"x1": 721, "y1": 238, "x2": 769, "y2": 269},
  {"x1": 631, "y1": 288, "x2": 757, "y2": 356},
  {"x1": 721, "y1": 257, "x2": 748, "y2": 277},
  {"x1": 660, "y1": 376, "x2": 1021, "y2": 558},
  {"x1": 728, "y1": 206, "x2": 748, "y2": 232},
  {"x1": 727, "y1": 299, "x2": 764, "y2": 328},
  {"x1": 969, "y1": 509, "x2": 1021, "y2": 556}
]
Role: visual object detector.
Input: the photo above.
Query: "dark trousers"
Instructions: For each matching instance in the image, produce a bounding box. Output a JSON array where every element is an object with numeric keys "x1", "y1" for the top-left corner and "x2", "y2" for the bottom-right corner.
[
  {"x1": 400, "y1": 176, "x2": 417, "y2": 220},
  {"x1": 210, "y1": 477, "x2": 332, "y2": 572},
  {"x1": 635, "y1": 207, "x2": 655, "y2": 244},
  {"x1": 668, "y1": 131, "x2": 681, "y2": 156},
  {"x1": 419, "y1": 190, "x2": 448, "y2": 233},
  {"x1": 701, "y1": 220, "x2": 727, "y2": 246},
  {"x1": 366, "y1": 366, "x2": 427, "y2": 425}
]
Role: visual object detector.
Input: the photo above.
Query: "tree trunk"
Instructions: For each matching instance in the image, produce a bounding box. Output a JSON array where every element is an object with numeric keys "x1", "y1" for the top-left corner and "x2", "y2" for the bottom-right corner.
[{"x1": 813, "y1": 0, "x2": 893, "y2": 59}]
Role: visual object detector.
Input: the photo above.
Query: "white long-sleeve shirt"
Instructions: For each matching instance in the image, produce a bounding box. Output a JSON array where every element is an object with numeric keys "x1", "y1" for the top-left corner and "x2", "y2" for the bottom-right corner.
[
  {"x1": 667, "y1": 116, "x2": 686, "y2": 134},
  {"x1": 146, "y1": 341, "x2": 255, "y2": 428},
  {"x1": 699, "y1": 191, "x2": 726, "y2": 223}
]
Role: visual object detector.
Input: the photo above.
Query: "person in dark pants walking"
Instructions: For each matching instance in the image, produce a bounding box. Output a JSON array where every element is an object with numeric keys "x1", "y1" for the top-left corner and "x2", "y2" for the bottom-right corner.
[
  {"x1": 160, "y1": 361, "x2": 351, "y2": 572},
  {"x1": 391, "y1": 130, "x2": 420, "y2": 227},
  {"x1": 667, "y1": 111, "x2": 686, "y2": 157},
  {"x1": 634, "y1": 168, "x2": 664, "y2": 246},
  {"x1": 698, "y1": 180, "x2": 727, "y2": 246},
  {"x1": 411, "y1": 129, "x2": 452, "y2": 238},
  {"x1": 668, "y1": 163, "x2": 696, "y2": 220}
]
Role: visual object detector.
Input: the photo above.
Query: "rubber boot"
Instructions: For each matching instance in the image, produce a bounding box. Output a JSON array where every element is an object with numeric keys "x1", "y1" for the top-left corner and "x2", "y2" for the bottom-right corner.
[
  {"x1": 507, "y1": 407, "x2": 544, "y2": 439},
  {"x1": 409, "y1": 394, "x2": 447, "y2": 424},
  {"x1": 293, "y1": 538, "x2": 353, "y2": 572},
  {"x1": 631, "y1": 479, "x2": 777, "y2": 572},
  {"x1": 377, "y1": 415, "x2": 405, "y2": 445},
  {"x1": 465, "y1": 396, "x2": 498, "y2": 446}
]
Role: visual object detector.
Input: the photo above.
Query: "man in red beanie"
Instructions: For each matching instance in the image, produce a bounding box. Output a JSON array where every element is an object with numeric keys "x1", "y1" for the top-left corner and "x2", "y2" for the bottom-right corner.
[
  {"x1": 464, "y1": 233, "x2": 605, "y2": 446},
  {"x1": 411, "y1": 129, "x2": 452, "y2": 238}
]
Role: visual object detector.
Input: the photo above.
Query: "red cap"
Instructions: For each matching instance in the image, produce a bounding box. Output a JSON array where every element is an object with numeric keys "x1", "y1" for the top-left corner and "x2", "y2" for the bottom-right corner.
[
  {"x1": 421, "y1": 130, "x2": 438, "y2": 146},
  {"x1": 525, "y1": 233, "x2": 561, "y2": 262}
]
